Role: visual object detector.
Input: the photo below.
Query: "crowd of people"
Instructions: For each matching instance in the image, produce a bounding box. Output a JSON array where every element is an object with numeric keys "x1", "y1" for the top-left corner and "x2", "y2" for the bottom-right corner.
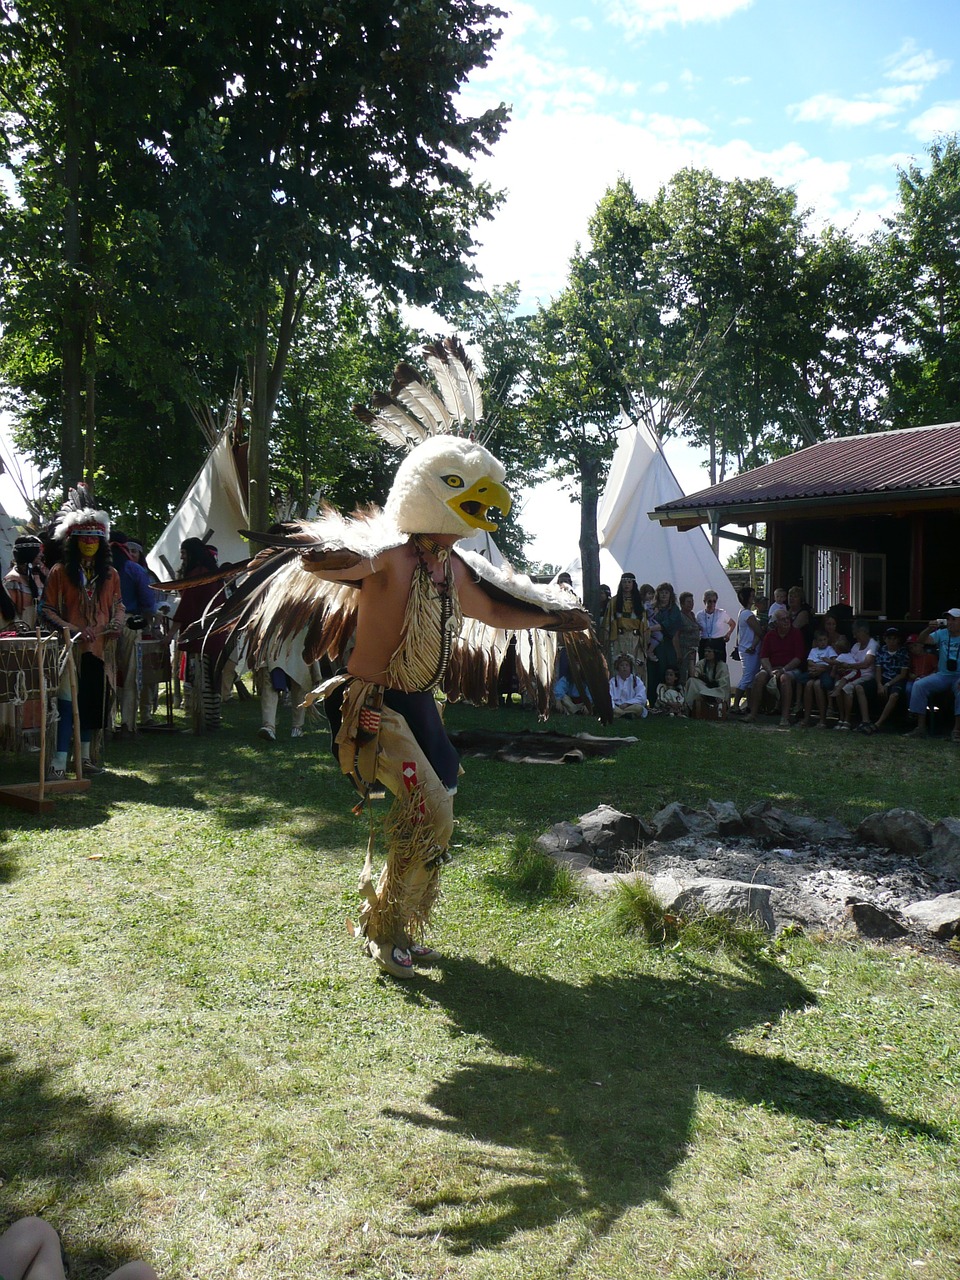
[
  {"x1": 5, "y1": 519, "x2": 960, "y2": 773},
  {"x1": 550, "y1": 571, "x2": 960, "y2": 744},
  {"x1": 0, "y1": 505, "x2": 322, "y2": 777}
]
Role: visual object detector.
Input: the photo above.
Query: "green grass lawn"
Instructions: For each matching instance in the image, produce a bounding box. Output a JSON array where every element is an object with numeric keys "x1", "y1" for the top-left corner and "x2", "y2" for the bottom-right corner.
[{"x1": 1, "y1": 697, "x2": 959, "y2": 1279}]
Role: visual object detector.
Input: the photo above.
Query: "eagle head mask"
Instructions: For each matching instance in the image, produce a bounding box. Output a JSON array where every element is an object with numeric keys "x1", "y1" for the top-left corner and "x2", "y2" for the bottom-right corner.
[
  {"x1": 355, "y1": 337, "x2": 513, "y2": 541},
  {"x1": 385, "y1": 435, "x2": 512, "y2": 538}
]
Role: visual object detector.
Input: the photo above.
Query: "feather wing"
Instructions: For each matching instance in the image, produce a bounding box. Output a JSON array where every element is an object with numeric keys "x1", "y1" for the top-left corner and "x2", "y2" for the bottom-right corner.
[
  {"x1": 201, "y1": 508, "x2": 405, "y2": 677},
  {"x1": 449, "y1": 550, "x2": 613, "y2": 723}
]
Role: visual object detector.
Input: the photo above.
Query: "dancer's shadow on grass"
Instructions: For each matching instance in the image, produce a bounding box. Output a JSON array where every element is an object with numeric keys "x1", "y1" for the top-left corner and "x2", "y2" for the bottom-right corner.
[
  {"x1": 0, "y1": 1051, "x2": 170, "y2": 1267},
  {"x1": 387, "y1": 954, "x2": 943, "y2": 1254}
]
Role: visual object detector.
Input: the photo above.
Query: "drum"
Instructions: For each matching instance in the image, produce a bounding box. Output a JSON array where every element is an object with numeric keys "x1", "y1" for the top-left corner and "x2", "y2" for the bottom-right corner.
[
  {"x1": 140, "y1": 638, "x2": 170, "y2": 680},
  {"x1": 0, "y1": 635, "x2": 60, "y2": 701}
]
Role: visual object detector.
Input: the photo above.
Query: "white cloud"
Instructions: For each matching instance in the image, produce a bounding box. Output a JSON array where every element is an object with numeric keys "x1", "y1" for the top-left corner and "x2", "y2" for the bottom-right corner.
[
  {"x1": 461, "y1": 4, "x2": 638, "y2": 117},
  {"x1": 788, "y1": 84, "x2": 922, "y2": 129},
  {"x1": 465, "y1": 110, "x2": 858, "y2": 307},
  {"x1": 725, "y1": 74, "x2": 750, "y2": 86},
  {"x1": 571, "y1": 14, "x2": 593, "y2": 31},
  {"x1": 602, "y1": 0, "x2": 754, "y2": 38},
  {"x1": 906, "y1": 101, "x2": 960, "y2": 140},
  {"x1": 884, "y1": 39, "x2": 951, "y2": 85},
  {"x1": 626, "y1": 111, "x2": 710, "y2": 138},
  {"x1": 649, "y1": 80, "x2": 670, "y2": 94}
]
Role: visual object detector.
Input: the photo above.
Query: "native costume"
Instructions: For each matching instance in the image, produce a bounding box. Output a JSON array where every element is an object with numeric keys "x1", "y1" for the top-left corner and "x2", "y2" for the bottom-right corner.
[
  {"x1": 40, "y1": 495, "x2": 124, "y2": 776},
  {"x1": 204, "y1": 340, "x2": 611, "y2": 977}
]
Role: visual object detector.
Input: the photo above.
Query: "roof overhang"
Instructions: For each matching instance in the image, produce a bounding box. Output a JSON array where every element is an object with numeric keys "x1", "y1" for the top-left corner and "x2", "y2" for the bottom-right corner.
[{"x1": 649, "y1": 486, "x2": 960, "y2": 530}]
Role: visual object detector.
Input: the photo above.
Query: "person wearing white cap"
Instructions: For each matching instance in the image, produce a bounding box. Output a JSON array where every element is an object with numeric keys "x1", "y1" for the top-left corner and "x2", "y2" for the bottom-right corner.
[{"x1": 903, "y1": 609, "x2": 960, "y2": 741}]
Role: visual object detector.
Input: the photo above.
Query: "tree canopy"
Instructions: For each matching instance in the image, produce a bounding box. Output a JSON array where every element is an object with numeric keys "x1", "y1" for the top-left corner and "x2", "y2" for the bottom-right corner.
[{"x1": 0, "y1": 0, "x2": 509, "y2": 531}]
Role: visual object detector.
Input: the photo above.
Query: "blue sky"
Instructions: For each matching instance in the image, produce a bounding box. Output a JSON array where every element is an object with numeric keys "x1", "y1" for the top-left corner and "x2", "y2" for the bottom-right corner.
[
  {"x1": 461, "y1": 0, "x2": 960, "y2": 308},
  {"x1": 455, "y1": 0, "x2": 960, "y2": 562}
]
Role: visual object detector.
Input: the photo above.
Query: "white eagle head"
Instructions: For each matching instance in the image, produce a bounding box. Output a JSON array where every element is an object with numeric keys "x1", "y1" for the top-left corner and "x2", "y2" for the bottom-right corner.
[{"x1": 385, "y1": 435, "x2": 512, "y2": 538}]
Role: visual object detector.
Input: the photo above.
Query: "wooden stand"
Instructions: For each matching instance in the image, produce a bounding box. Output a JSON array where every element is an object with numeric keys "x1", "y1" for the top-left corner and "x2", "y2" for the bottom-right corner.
[{"x1": 0, "y1": 632, "x2": 90, "y2": 813}]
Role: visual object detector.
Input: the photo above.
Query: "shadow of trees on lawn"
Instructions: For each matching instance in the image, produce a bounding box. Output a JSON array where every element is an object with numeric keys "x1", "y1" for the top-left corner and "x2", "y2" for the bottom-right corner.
[
  {"x1": 0, "y1": 1051, "x2": 171, "y2": 1272},
  {"x1": 388, "y1": 954, "x2": 942, "y2": 1255}
]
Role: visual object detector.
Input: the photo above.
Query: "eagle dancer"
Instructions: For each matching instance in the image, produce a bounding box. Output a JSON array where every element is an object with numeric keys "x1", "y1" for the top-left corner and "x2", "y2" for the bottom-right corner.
[{"x1": 213, "y1": 340, "x2": 611, "y2": 977}]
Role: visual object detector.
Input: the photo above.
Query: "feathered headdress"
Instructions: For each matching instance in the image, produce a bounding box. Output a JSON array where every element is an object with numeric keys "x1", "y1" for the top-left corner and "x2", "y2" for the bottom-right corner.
[
  {"x1": 52, "y1": 483, "x2": 111, "y2": 543},
  {"x1": 353, "y1": 338, "x2": 508, "y2": 538}
]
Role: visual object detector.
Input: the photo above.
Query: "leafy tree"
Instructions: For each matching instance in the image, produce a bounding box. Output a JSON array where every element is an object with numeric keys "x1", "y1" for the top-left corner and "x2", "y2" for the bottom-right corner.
[
  {"x1": 518, "y1": 282, "x2": 627, "y2": 615},
  {"x1": 443, "y1": 284, "x2": 544, "y2": 565},
  {"x1": 572, "y1": 170, "x2": 881, "y2": 485},
  {"x1": 877, "y1": 135, "x2": 960, "y2": 426},
  {"x1": 0, "y1": 1, "x2": 509, "y2": 531}
]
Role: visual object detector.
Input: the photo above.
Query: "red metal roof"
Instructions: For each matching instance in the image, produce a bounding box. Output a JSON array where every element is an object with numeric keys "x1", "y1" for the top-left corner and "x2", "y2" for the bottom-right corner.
[{"x1": 655, "y1": 421, "x2": 960, "y2": 515}]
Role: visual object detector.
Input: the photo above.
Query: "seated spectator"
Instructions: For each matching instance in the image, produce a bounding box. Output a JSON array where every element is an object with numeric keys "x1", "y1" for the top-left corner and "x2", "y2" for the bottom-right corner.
[
  {"x1": 654, "y1": 667, "x2": 686, "y2": 715},
  {"x1": 798, "y1": 628, "x2": 837, "y2": 728},
  {"x1": 825, "y1": 635, "x2": 857, "y2": 728},
  {"x1": 834, "y1": 621, "x2": 877, "y2": 731},
  {"x1": 609, "y1": 653, "x2": 648, "y2": 718},
  {"x1": 684, "y1": 648, "x2": 730, "y2": 716},
  {"x1": 905, "y1": 631, "x2": 937, "y2": 707},
  {"x1": 553, "y1": 670, "x2": 593, "y2": 716},
  {"x1": 767, "y1": 587, "x2": 788, "y2": 624},
  {"x1": 731, "y1": 585, "x2": 763, "y2": 714},
  {"x1": 0, "y1": 1216, "x2": 155, "y2": 1280},
  {"x1": 696, "y1": 589, "x2": 735, "y2": 661},
  {"x1": 904, "y1": 609, "x2": 960, "y2": 741},
  {"x1": 868, "y1": 626, "x2": 911, "y2": 734},
  {"x1": 740, "y1": 609, "x2": 805, "y2": 726}
]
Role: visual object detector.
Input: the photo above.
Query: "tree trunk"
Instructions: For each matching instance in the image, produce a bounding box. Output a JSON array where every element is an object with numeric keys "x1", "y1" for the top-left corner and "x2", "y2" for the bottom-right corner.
[
  {"x1": 247, "y1": 268, "x2": 306, "y2": 533},
  {"x1": 578, "y1": 451, "x2": 601, "y2": 620},
  {"x1": 248, "y1": 304, "x2": 272, "y2": 534},
  {"x1": 60, "y1": 8, "x2": 85, "y2": 490}
]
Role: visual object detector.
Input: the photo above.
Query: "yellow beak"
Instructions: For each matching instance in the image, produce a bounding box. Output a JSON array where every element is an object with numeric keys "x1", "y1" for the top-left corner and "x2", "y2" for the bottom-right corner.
[{"x1": 447, "y1": 476, "x2": 512, "y2": 531}]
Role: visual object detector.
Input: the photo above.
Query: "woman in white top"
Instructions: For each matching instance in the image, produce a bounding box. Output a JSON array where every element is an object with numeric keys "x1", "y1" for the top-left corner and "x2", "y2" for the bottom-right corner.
[
  {"x1": 696, "y1": 589, "x2": 736, "y2": 661},
  {"x1": 834, "y1": 621, "x2": 878, "y2": 730},
  {"x1": 731, "y1": 585, "x2": 763, "y2": 713}
]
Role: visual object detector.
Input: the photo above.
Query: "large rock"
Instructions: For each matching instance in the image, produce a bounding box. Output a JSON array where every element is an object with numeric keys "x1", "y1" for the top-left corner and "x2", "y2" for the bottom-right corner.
[
  {"x1": 577, "y1": 804, "x2": 653, "y2": 855},
  {"x1": 843, "y1": 899, "x2": 909, "y2": 938},
  {"x1": 535, "y1": 822, "x2": 590, "y2": 870},
  {"x1": 652, "y1": 802, "x2": 718, "y2": 842},
  {"x1": 921, "y1": 818, "x2": 960, "y2": 880},
  {"x1": 856, "y1": 809, "x2": 932, "y2": 855},
  {"x1": 706, "y1": 799, "x2": 746, "y2": 837},
  {"x1": 903, "y1": 891, "x2": 960, "y2": 939},
  {"x1": 649, "y1": 874, "x2": 775, "y2": 933},
  {"x1": 743, "y1": 800, "x2": 849, "y2": 846}
]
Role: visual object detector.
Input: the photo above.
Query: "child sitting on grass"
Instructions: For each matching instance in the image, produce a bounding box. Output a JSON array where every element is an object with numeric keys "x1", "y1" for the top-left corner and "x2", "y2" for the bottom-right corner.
[{"x1": 655, "y1": 667, "x2": 686, "y2": 715}]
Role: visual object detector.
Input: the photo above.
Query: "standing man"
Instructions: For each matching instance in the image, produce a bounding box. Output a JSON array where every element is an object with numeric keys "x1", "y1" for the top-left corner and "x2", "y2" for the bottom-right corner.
[
  {"x1": 216, "y1": 340, "x2": 608, "y2": 978},
  {"x1": 110, "y1": 530, "x2": 156, "y2": 737},
  {"x1": 41, "y1": 505, "x2": 124, "y2": 776}
]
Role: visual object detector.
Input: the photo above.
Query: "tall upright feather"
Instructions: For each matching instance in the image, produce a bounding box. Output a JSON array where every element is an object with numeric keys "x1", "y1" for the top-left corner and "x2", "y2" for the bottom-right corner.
[
  {"x1": 423, "y1": 337, "x2": 483, "y2": 429},
  {"x1": 391, "y1": 363, "x2": 452, "y2": 434}
]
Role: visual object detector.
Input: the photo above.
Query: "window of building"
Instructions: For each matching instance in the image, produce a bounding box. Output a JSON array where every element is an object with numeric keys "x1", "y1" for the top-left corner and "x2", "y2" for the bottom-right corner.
[{"x1": 804, "y1": 545, "x2": 886, "y2": 617}]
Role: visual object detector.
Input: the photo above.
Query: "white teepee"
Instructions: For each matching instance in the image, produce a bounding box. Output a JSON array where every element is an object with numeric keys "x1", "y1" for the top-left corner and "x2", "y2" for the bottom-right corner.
[
  {"x1": 0, "y1": 497, "x2": 19, "y2": 573},
  {"x1": 564, "y1": 415, "x2": 739, "y2": 621},
  {"x1": 147, "y1": 426, "x2": 250, "y2": 579}
]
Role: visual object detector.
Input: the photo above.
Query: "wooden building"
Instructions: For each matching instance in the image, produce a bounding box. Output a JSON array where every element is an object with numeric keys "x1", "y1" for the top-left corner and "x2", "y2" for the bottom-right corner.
[{"x1": 649, "y1": 422, "x2": 960, "y2": 621}]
